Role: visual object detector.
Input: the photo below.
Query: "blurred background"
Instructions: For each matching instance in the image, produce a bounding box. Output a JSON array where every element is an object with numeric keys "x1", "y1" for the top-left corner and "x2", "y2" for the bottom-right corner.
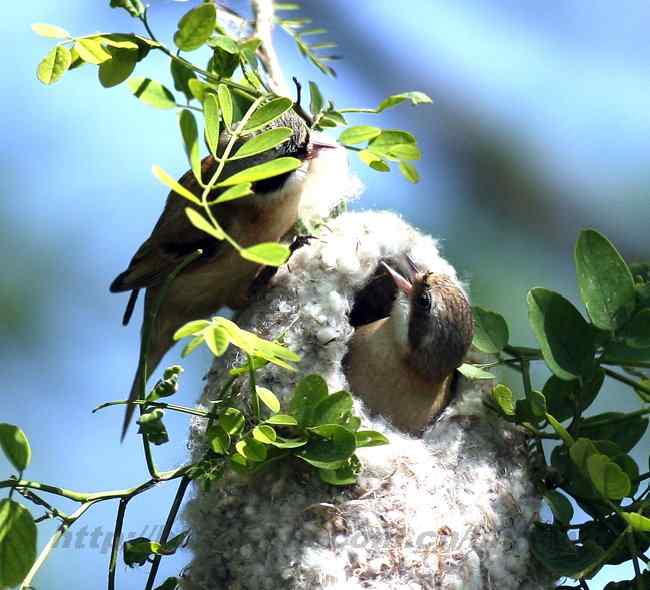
[{"x1": 1, "y1": 1, "x2": 649, "y2": 588}]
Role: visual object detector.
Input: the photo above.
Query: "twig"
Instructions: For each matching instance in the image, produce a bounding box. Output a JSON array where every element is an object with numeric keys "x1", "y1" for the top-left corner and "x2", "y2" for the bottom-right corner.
[
  {"x1": 108, "y1": 498, "x2": 129, "y2": 590},
  {"x1": 603, "y1": 366, "x2": 650, "y2": 396},
  {"x1": 252, "y1": 0, "x2": 290, "y2": 96}
]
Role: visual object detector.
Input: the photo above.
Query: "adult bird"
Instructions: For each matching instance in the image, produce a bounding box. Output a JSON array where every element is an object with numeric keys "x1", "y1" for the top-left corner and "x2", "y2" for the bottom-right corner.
[
  {"x1": 345, "y1": 256, "x2": 473, "y2": 433},
  {"x1": 111, "y1": 109, "x2": 337, "y2": 438}
]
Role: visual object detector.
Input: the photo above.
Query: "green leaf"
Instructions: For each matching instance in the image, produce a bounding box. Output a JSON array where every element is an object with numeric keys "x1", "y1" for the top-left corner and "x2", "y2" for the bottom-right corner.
[
  {"x1": 472, "y1": 306, "x2": 509, "y2": 353},
  {"x1": 37, "y1": 46, "x2": 71, "y2": 85},
  {"x1": 243, "y1": 98, "x2": 294, "y2": 131},
  {"x1": 545, "y1": 490, "x2": 574, "y2": 525},
  {"x1": 252, "y1": 425, "x2": 277, "y2": 444},
  {"x1": 31, "y1": 23, "x2": 70, "y2": 38},
  {"x1": 311, "y1": 391, "x2": 353, "y2": 426},
  {"x1": 170, "y1": 59, "x2": 197, "y2": 102},
  {"x1": 570, "y1": 437, "x2": 599, "y2": 471},
  {"x1": 187, "y1": 79, "x2": 210, "y2": 102},
  {"x1": 0, "y1": 499, "x2": 37, "y2": 588},
  {"x1": 235, "y1": 438, "x2": 267, "y2": 462},
  {"x1": 370, "y1": 129, "x2": 416, "y2": 149},
  {"x1": 173, "y1": 3, "x2": 217, "y2": 52},
  {"x1": 203, "y1": 94, "x2": 221, "y2": 157},
  {"x1": 0, "y1": 424, "x2": 31, "y2": 472},
  {"x1": 100, "y1": 34, "x2": 139, "y2": 50},
  {"x1": 128, "y1": 77, "x2": 176, "y2": 109},
  {"x1": 457, "y1": 363, "x2": 494, "y2": 380},
  {"x1": 290, "y1": 375, "x2": 329, "y2": 426},
  {"x1": 376, "y1": 91, "x2": 433, "y2": 112},
  {"x1": 575, "y1": 229, "x2": 636, "y2": 331},
  {"x1": 529, "y1": 390, "x2": 547, "y2": 417},
  {"x1": 265, "y1": 414, "x2": 298, "y2": 426},
  {"x1": 212, "y1": 183, "x2": 253, "y2": 204},
  {"x1": 586, "y1": 453, "x2": 631, "y2": 499},
  {"x1": 271, "y1": 436, "x2": 308, "y2": 449},
  {"x1": 491, "y1": 384, "x2": 515, "y2": 416},
  {"x1": 98, "y1": 47, "x2": 137, "y2": 88},
  {"x1": 256, "y1": 386, "x2": 281, "y2": 413},
  {"x1": 622, "y1": 512, "x2": 650, "y2": 532},
  {"x1": 137, "y1": 409, "x2": 169, "y2": 445},
  {"x1": 546, "y1": 413, "x2": 574, "y2": 446},
  {"x1": 75, "y1": 38, "x2": 111, "y2": 64},
  {"x1": 542, "y1": 368, "x2": 604, "y2": 422},
  {"x1": 319, "y1": 465, "x2": 358, "y2": 485},
  {"x1": 309, "y1": 81, "x2": 324, "y2": 115},
  {"x1": 217, "y1": 84, "x2": 233, "y2": 128},
  {"x1": 110, "y1": 0, "x2": 144, "y2": 17},
  {"x1": 206, "y1": 424, "x2": 230, "y2": 454},
  {"x1": 358, "y1": 150, "x2": 390, "y2": 172},
  {"x1": 354, "y1": 430, "x2": 389, "y2": 448},
  {"x1": 173, "y1": 319, "x2": 210, "y2": 340},
  {"x1": 339, "y1": 125, "x2": 381, "y2": 145},
  {"x1": 204, "y1": 326, "x2": 229, "y2": 357},
  {"x1": 234, "y1": 127, "x2": 293, "y2": 158},
  {"x1": 179, "y1": 109, "x2": 201, "y2": 181},
  {"x1": 184, "y1": 207, "x2": 225, "y2": 240},
  {"x1": 208, "y1": 46, "x2": 239, "y2": 78},
  {"x1": 399, "y1": 161, "x2": 419, "y2": 183},
  {"x1": 299, "y1": 424, "x2": 356, "y2": 470},
  {"x1": 388, "y1": 144, "x2": 421, "y2": 161},
  {"x1": 217, "y1": 157, "x2": 301, "y2": 187},
  {"x1": 181, "y1": 334, "x2": 204, "y2": 358},
  {"x1": 152, "y1": 165, "x2": 201, "y2": 204},
  {"x1": 620, "y1": 308, "x2": 650, "y2": 348},
  {"x1": 527, "y1": 288, "x2": 595, "y2": 380},
  {"x1": 219, "y1": 408, "x2": 245, "y2": 435},
  {"x1": 240, "y1": 242, "x2": 291, "y2": 266},
  {"x1": 153, "y1": 577, "x2": 179, "y2": 590},
  {"x1": 575, "y1": 413, "x2": 648, "y2": 453}
]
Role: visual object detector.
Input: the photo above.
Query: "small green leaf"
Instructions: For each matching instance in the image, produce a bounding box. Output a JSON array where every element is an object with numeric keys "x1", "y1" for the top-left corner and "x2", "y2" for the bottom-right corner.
[
  {"x1": 185, "y1": 207, "x2": 225, "y2": 240},
  {"x1": 137, "y1": 409, "x2": 168, "y2": 445},
  {"x1": 543, "y1": 369, "x2": 604, "y2": 422},
  {"x1": 128, "y1": 77, "x2": 176, "y2": 110},
  {"x1": 0, "y1": 499, "x2": 37, "y2": 588},
  {"x1": 620, "y1": 308, "x2": 650, "y2": 348},
  {"x1": 358, "y1": 150, "x2": 390, "y2": 172},
  {"x1": 252, "y1": 425, "x2": 277, "y2": 444},
  {"x1": 472, "y1": 307, "x2": 509, "y2": 353},
  {"x1": 153, "y1": 577, "x2": 179, "y2": 590},
  {"x1": 235, "y1": 438, "x2": 267, "y2": 462},
  {"x1": 179, "y1": 109, "x2": 201, "y2": 182},
  {"x1": 546, "y1": 413, "x2": 574, "y2": 446},
  {"x1": 244, "y1": 97, "x2": 294, "y2": 131},
  {"x1": 491, "y1": 384, "x2": 515, "y2": 416},
  {"x1": 206, "y1": 424, "x2": 230, "y2": 454},
  {"x1": 311, "y1": 391, "x2": 353, "y2": 426},
  {"x1": 37, "y1": 46, "x2": 71, "y2": 85},
  {"x1": 110, "y1": 0, "x2": 144, "y2": 17},
  {"x1": 529, "y1": 390, "x2": 547, "y2": 417},
  {"x1": 575, "y1": 229, "x2": 636, "y2": 331},
  {"x1": 98, "y1": 47, "x2": 137, "y2": 88},
  {"x1": 265, "y1": 414, "x2": 298, "y2": 426},
  {"x1": 309, "y1": 81, "x2": 324, "y2": 115},
  {"x1": 218, "y1": 157, "x2": 301, "y2": 186},
  {"x1": 622, "y1": 512, "x2": 650, "y2": 532},
  {"x1": 100, "y1": 35, "x2": 139, "y2": 50},
  {"x1": 354, "y1": 430, "x2": 389, "y2": 448},
  {"x1": 181, "y1": 334, "x2": 204, "y2": 357},
  {"x1": 339, "y1": 125, "x2": 381, "y2": 145},
  {"x1": 376, "y1": 91, "x2": 433, "y2": 112},
  {"x1": 271, "y1": 436, "x2": 308, "y2": 449},
  {"x1": 217, "y1": 84, "x2": 233, "y2": 128},
  {"x1": 219, "y1": 408, "x2": 245, "y2": 435},
  {"x1": 240, "y1": 242, "x2": 290, "y2": 267},
  {"x1": 457, "y1": 363, "x2": 494, "y2": 380},
  {"x1": 234, "y1": 127, "x2": 293, "y2": 158},
  {"x1": 399, "y1": 161, "x2": 419, "y2": 183},
  {"x1": 170, "y1": 59, "x2": 197, "y2": 103},
  {"x1": 299, "y1": 424, "x2": 356, "y2": 470},
  {"x1": 212, "y1": 183, "x2": 253, "y2": 204},
  {"x1": 575, "y1": 413, "x2": 648, "y2": 453},
  {"x1": 75, "y1": 38, "x2": 111, "y2": 64},
  {"x1": 204, "y1": 94, "x2": 221, "y2": 157},
  {"x1": 0, "y1": 424, "x2": 31, "y2": 472},
  {"x1": 256, "y1": 386, "x2": 281, "y2": 413},
  {"x1": 586, "y1": 453, "x2": 631, "y2": 499},
  {"x1": 527, "y1": 288, "x2": 595, "y2": 380},
  {"x1": 290, "y1": 375, "x2": 329, "y2": 426},
  {"x1": 188, "y1": 78, "x2": 211, "y2": 102},
  {"x1": 545, "y1": 490, "x2": 574, "y2": 525},
  {"x1": 570, "y1": 437, "x2": 599, "y2": 471},
  {"x1": 204, "y1": 326, "x2": 229, "y2": 357},
  {"x1": 31, "y1": 23, "x2": 70, "y2": 38},
  {"x1": 152, "y1": 165, "x2": 201, "y2": 204},
  {"x1": 173, "y1": 3, "x2": 217, "y2": 52},
  {"x1": 319, "y1": 460, "x2": 358, "y2": 486},
  {"x1": 370, "y1": 129, "x2": 416, "y2": 148},
  {"x1": 388, "y1": 144, "x2": 421, "y2": 161},
  {"x1": 173, "y1": 319, "x2": 210, "y2": 340}
]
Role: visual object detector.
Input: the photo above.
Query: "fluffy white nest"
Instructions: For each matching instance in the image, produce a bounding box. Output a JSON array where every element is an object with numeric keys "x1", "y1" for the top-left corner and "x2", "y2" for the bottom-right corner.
[{"x1": 182, "y1": 208, "x2": 553, "y2": 590}]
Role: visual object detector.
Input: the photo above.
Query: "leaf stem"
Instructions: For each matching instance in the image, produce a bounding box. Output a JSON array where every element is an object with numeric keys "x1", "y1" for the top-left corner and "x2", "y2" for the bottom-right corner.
[
  {"x1": 248, "y1": 354, "x2": 261, "y2": 420},
  {"x1": 107, "y1": 498, "x2": 128, "y2": 590},
  {"x1": 95, "y1": 399, "x2": 218, "y2": 419},
  {"x1": 603, "y1": 367, "x2": 650, "y2": 396}
]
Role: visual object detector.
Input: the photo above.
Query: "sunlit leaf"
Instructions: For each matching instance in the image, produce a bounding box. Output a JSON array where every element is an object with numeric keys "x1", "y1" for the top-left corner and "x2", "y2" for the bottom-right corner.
[
  {"x1": 204, "y1": 326, "x2": 229, "y2": 357},
  {"x1": 128, "y1": 77, "x2": 176, "y2": 109},
  {"x1": 184, "y1": 207, "x2": 225, "y2": 239},
  {"x1": 458, "y1": 363, "x2": 494, "y2": 380},
  {"x1": 98, "y1": 47, "x2": 137, "y2": 88},
  {"x1": 152, "y1": 165, "x2": 201, "y2": 204},
  {"x1": 339, "y1": 125, "x2": 381, "y2": 145},
  {"x1": 179, "y1": 109, "x2": 201, "y2": 182},
  {"x1": 217, "y1": 84, "x2": 233, "y2": 128},
  {"x1": 234, "y1": 127, "x2": 293, "y2": 158},
  {"x1": 359, "y1": 150, "x2": 390, "y2": 172},
  {"x1": 219, "y1": 408, "x2": 245, "y2": 435},
  {"x1": 235, "y1": 439, "x2": 267, "y2": 462},
  {"x1": 217, "y1": 157, "x2": 301, "y2": 187},
  {"x1": 170, "y1": 59, "x2": 197, "y2": 102},
  {"x1": 256, "y1": 387, "x2": 281, "y2": 413},
  {"x1": 204, "y1": 93, "x2": 221, "y2": 157},
  {"x1": 388, "y1": 144, "x2": 421, "y2": 161},
  {"x1": 472, "y1": 306, "x2": 509, "y2": 353},
  {"x1": 491, "y1": 384, "x2": 515, "y2": 416},
  {"x1": 376, "y1": 91, "x2": 433, "y2": 112},
  {"x1": 240, "y1": 242, "x2": 290, "y2": 267},
  {"x1": 211, "y1": 183, "x2": 252, "y2": 205},
  {"x1": 354, "y1": 431, "x2": 389, "y2": 448},
  {"x1": 243, "y1": 97, "x2": 294, "y2": 131},
  {"x1": 252, "y1": 425, "x2": 277, "y2": 444},
  {"x1": 0, "y1": 424, "x2": 31, "y2": 472},
  {"x1": 622, "y1": 512, "x2": 650, "y2": 532},
  {"x1": 0, "y1": 499, "x2": 37, "y2": 588},
  {"x1": 75, "y1": 38, "x2": 111, "y2": 64},
  {"x1": 309, "y1": 80, "x2": 323, "y2": 115},
  {"x1": 173, "y1": 320, "x2": 210, "y2": 340},
  {"x1": 37, "y1": 46, "x2": 71, "y2": 85},
  {"x1": 265, "y1": 414, "x2": 298, "y2": 426},
  {"x1": 399, "y1": 161, "x2": 419, "y2": 183},
  {"x1": 586, "y1": 453, "x2": 631, "y2": 499},
  {"x1": 173, "y1": 3, "x2": 217, "y2": 52},
  {"x1": 31, "y1": 23, "x2": 70, "y2": 38},
  {"x1": 110, "y1": 0, "x2": 144, "y2": 17}
]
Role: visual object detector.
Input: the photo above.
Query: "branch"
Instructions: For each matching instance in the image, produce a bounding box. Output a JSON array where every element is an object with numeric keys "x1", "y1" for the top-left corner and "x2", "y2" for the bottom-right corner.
[{"x1": 252, "y1": 0, "x2": 290, "y2": 96}]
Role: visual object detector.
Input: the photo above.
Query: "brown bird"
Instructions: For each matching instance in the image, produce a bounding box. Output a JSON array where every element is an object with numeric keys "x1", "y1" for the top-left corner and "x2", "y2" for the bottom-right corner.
[
  {"x1": 111, "y1": 110, "x2": 337, "y2": 438},
  {"x1": 345, "y1": 257, "x2": 473, "y2": 434}
]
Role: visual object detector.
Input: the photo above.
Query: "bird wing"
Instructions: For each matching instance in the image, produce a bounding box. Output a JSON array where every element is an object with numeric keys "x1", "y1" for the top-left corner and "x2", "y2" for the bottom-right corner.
[{"x1": 110, "y1": 156, "x2": 232, "y2": 292}]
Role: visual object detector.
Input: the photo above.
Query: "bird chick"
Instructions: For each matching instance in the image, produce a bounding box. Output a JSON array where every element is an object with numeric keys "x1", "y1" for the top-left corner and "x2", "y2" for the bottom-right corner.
[
  {"x1": 111, "y1": 109, "x2": 338, "y2": 437},
  {"x1": 345, "y1": 257, "x2": 473, "y2": 434}
]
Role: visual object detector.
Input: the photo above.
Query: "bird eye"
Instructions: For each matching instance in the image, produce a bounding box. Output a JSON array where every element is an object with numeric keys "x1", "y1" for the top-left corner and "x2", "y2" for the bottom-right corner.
[{"x1": 415, "y1": 290, "x2": 431, "y2": 308}]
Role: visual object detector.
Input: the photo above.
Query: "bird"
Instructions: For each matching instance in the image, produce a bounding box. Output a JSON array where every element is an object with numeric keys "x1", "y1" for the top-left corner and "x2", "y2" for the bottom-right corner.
[
  {"x1": 344, "y1": 256, "x2": 473, "y2": 434},
  {"x1": 111, "y1": 108, "x2": 337, "y2": 438}
]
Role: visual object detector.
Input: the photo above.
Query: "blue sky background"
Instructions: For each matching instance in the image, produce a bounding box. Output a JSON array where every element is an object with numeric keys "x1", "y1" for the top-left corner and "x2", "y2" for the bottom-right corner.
[{"x1": 1, "y1": 1, "x2": 649, "y2": 588}]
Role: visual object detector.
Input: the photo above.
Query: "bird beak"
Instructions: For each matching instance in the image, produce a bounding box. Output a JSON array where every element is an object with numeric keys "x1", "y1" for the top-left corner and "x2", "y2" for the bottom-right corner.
[
  {"x1": 309, "y1": 131, "x2": 339, "y2": 156},
  {"x1": 381, "y1": 261, "x2": 413, "y2": 296}
]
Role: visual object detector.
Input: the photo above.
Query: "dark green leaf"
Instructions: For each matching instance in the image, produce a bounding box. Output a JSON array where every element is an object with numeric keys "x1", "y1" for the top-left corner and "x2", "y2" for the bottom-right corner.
[
  {"x1": 529, "y1": 390, "x2": 547, "y2": 417},
  {"x1": 580, "y1": 516, "x2": 649, "y2": 566},
  {"x1": 0, "y1": 424, "x2": 31, "y2": 472},
  {"x1": 543, "y1": 368, "x2": 604, "y2": 422},
  {"x1": 219, "y1": 408, "x2": 245, "y2": 435},
  {"x1": 37, "y1": 46, "x2": 71, "y2": 85},
  {"x1": 217, "y1": 157, "x2": 301, "y2": 187},
  {"x1": 128, "y1": 77, "x2": 176, "y2": 109},
  {"x1": 472, "y1": 306, "x2": 509, "y2": 353},
  {"x1": 545, "y1": 490, "x2": 574, "y2": 525},
  {"x1": 244, "y1": 98, "x2": 294, "y2": 131},
  {"x1": 208, "y1": 46, "x2": 239, "y2": 78},
  {"x1": 124, "y1": 537, "x2": 158, "y2": 567},
  {"x1": 170, "y1": 59, "x2": 197, "y2": 102},
  {"x1": 339, "y1": 125, "x2": 381, "y2": 145},
  {"x1": 234, "y1": 127, "x2": 293, "y2": 158},
  {"x1": 311, "y1": 391, "x2": 353, "y2": 426},
  {"x1": 271, "y1": 436, "x2": 308, "y2": 449},
  {"x1": 290, "y1": 375, "x2": 329, "y2": 426},
  {"x1": 491, "y1": 384, "x2": 515, "y2": 416},
  {"x1": 376, "y1": 91, "x2": 433, "y2": 112},
  {"x1": 299, "y1": 424, "x2": 356, "y2": 470},
  {"x1": 619, "y1": 308, "x2": 650, "y2": 348},
  {"x1": 174, "y1": 3, "x2": 217, "y2": 52},
  {"x1": 98, "y1": 46, "x2": 137, "y2": 88},
  {"x1": 185, "y1": 207, "x2": 225, "y2": 239},
  {"x1": 0, "y1": 499, "x2": 36, "y2": 588},
  {"x1": 206, "y1": 424, "x2": 230, "y2": 454},
  {"x1": 575, "y1": 413, "x2": 648, "y2": 453},
  {"x1": 179, "y1": 109, "x2": 201, "y2": 181},
  {"x1": 527, "y1": 288, "x2": 595, "y2": 380},
  {"x1": 319, "y1": 461, "x2": 358, "y2": 485},
  {"x1": 575, "y1": 229, "x2": 636, "y2": 331},
  {"x1": 153, "y1": 577, "x2": 179, "y2": 590},
  {"x1": 602, "y1": 341, "x2": 650, "y2": 363}
]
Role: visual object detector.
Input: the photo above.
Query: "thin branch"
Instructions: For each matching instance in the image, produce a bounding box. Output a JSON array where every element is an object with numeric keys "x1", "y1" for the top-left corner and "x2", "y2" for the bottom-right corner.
[
  {"x1": 108, "y1": 498, "x2": 129, "y2": 590},
  {"x1": 252, "y1": 0, "x2": 290, "y2": 96}
]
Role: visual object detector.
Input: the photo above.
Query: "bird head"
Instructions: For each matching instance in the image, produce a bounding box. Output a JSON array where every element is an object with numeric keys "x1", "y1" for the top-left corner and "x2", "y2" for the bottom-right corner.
[{"x1": 382, "y1": 257, "x2": 473, "y2": 383}]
